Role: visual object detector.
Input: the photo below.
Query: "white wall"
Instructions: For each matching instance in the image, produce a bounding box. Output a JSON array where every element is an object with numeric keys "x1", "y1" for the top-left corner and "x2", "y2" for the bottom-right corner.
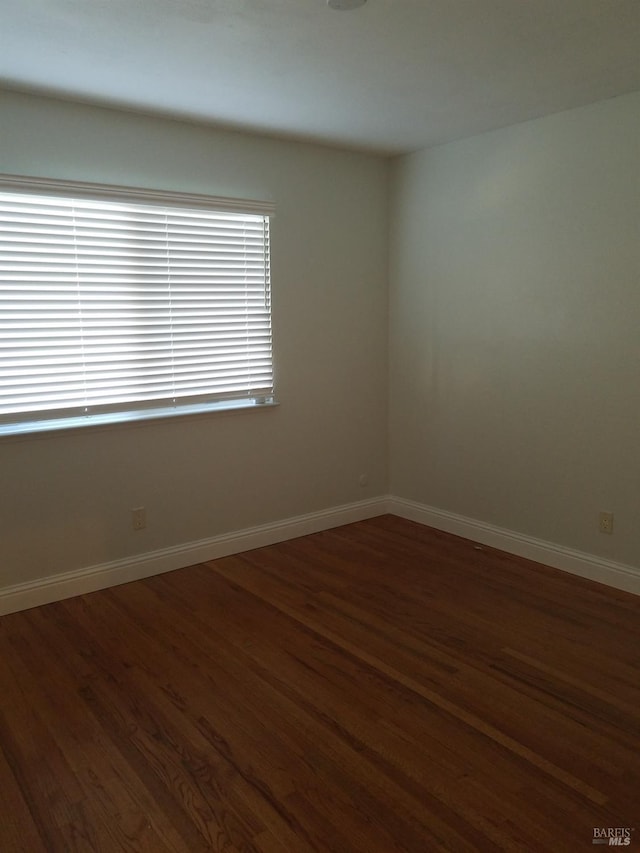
[
  {"x1": 390, "y1": 91, "x2": 640, "y2": 568},
  {"x1": 0, "y1": 90, "x2": 389, "y2": 588},
  {"x1": 2, "y1": 86, "x2": 639, "y2": 600}
]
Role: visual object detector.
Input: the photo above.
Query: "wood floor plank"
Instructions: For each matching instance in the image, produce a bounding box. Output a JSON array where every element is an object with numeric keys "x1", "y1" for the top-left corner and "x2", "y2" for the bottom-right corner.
[
  {"x1": 43, "y1": 601, "x2": 259, "y2": 853},
  {"x1": 0, "y1": 515, "x2": 638, "y2": 851},
  {"x1": 121, "y1": 578, "x2": 468, "y2": 852},
  {"x1": 0, "y1": 730, "x2": 46, "y2": 853},
  {"x1": 5, "y1": 608, "x2": 199, "y2": 853},
  {"x1": 142, "y1": 569, "x2": 505, "y2": 848},
  {"x1": 208, "y1": 552, "x2": 609, "y2": 805},
  {"x1": 0, "y1": 619, "x2": 118, "y2": 852}
]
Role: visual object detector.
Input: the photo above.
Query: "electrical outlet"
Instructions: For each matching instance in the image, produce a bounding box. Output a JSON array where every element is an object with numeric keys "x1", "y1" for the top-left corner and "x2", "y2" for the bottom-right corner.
[
  {"x1": 598, "y1": 511, "x2": 613, "y2": 534},
  {"x1": 132, "y1": 507, "x2": 146, "y2": 530}
]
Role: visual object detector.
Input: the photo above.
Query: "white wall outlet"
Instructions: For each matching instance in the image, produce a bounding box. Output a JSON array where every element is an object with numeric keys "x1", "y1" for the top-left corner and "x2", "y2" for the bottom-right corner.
[
  {"x1": 359, "y1": 473, "x2": 369, "y2": 487},
  {"x1": 598, "y1": 511, "x2": 613, "y2": 534},
  {"x1": 132, "y1": 507, "x2": 146, "y2": 530}
]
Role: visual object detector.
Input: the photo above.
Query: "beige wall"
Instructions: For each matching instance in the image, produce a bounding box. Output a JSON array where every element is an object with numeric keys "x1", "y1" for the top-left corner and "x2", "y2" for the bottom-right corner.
[
  {"x1": 2, "y1": 87, "x2": 639, "y2": 593},
  {"x1": 389, "y1": 91, "x2": 640, "y2": 567},
  {"x1": 0, "y1": 90, "x2": 389, "y2": 586}
]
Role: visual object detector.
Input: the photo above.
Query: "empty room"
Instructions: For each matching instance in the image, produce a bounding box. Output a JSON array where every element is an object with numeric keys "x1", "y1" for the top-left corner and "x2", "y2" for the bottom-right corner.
[{"x1": 1, "y1": 1, "x2": 639, "y2": 850}]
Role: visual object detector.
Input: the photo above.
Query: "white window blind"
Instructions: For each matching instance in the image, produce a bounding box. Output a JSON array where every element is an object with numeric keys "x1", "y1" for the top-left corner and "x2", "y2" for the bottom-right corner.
[{"x1": 0, "y1": 175, "x2": 275, "y2": 436}]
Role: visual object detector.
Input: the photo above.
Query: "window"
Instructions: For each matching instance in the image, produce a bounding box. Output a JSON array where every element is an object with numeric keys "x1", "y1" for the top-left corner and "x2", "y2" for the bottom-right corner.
[{"x1": 0, "y1": 174, "x2": 275, "y2": 436}]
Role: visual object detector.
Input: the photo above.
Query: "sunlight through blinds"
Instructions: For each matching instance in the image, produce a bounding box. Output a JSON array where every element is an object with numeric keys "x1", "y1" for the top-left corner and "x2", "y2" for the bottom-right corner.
[{"x1": 0, "y1": 176, "x2": 275, "y2": 434}]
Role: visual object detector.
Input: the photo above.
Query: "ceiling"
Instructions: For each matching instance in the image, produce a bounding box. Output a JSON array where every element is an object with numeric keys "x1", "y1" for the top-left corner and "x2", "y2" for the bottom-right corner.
[{"x1": 1, "y1": 0, "x2": 639, "y2": 155}]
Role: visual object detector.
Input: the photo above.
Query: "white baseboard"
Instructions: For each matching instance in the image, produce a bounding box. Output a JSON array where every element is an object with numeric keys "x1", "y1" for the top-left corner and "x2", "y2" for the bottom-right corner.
[
  {"x1": 389, "y1": 496, "x2": 640, "y2": 597},
  {"x1": 0, "y1": 496, "x2": 391, "y2": 616},
  {"x1": 3, "y1": 495, "x2": 637, "y2": 616}
]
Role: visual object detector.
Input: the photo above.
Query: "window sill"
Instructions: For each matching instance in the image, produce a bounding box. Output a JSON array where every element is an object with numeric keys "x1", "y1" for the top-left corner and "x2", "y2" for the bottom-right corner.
[{"x1": 0, "y1": 397, "x2": 279, "y2": 440}]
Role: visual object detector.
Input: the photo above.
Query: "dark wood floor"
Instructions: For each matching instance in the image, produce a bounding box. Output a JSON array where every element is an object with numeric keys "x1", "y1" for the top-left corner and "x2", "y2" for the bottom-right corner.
[{"x1": 1, "y1": 515, "x2": 638, "y2": 852}]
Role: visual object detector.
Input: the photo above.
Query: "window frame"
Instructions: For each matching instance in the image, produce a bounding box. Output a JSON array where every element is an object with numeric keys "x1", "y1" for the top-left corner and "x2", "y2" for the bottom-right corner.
[{"x1": 0, "y1": 174, "x2": 277, "y2": 437}]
